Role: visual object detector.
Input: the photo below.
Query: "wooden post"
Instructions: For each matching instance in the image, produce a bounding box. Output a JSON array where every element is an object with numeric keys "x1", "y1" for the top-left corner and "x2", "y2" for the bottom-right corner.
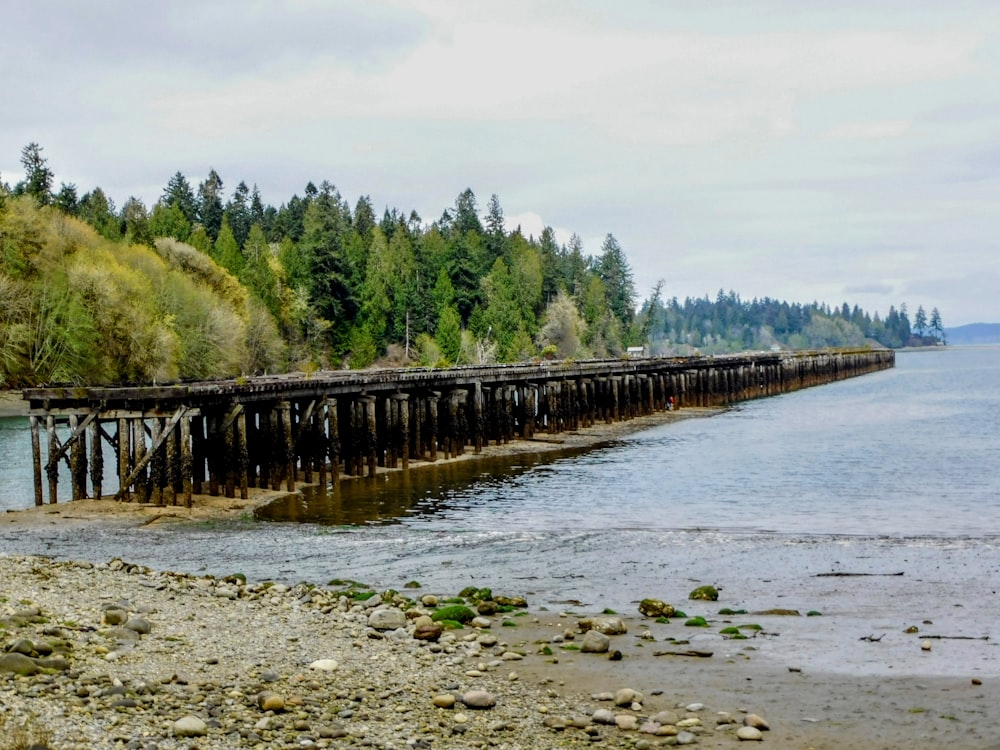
[
  {"x1": 164, "y1": 418, "x2": 178, "y2": 506},
  {"x1": 46, "y1": 415, "x2": 58, "y2": 504},
  {"x1": 30, "y1": 416, "x2": 43, "y2": 507},
  {"x1": 428, "y1": 393, "x2": 439, "y2": 461},
  {"x1": 191, "y1": 415, "x2": 205, "y2": 495},
  {"x1": 88, "y1": 419, "x2": 102, "y2": 499},
  {"x1": 237, "y1": 409, "x2": 249, "y2": 500},
  {"x1": 393, "y1": 393, "x2": 410, "y2": 471},
  {"x1": 133, "y1": 419, "x2": 148, "y2": 503},
  {"x1": 180, "y1": 414, "x2": 192, "y2": 507},
  {"x1": 329, "y1": 398, "x2": 341, "y2": 483},
  {"x1": 117, "y1": 418, "x2": 129, "y2": 501},
  {"x1": 363, "y1": 396, "x2": 377, "y2": 478},
  {"x1": 280, "y1": 401, "x2": 295, "y2": 491},
  {"x1": 149, "y1": 417, "x2": 164, "y2": 505}
]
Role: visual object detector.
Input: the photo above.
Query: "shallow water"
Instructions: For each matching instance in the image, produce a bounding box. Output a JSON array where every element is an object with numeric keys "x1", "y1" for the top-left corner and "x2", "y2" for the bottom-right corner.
[{"x1": 2, "y1": 347, "x2": 999, "y2": 677}]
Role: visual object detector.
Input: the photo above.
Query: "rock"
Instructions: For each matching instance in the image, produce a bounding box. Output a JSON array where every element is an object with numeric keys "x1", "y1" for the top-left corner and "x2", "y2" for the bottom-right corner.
[
  {"x1": 737, "y1": 726, "x2": 763, "y2": 741},
  {"x1": 676, "y1": 730, "x2": 697, "y2": 744},
  {"x1": 651, "y1": 710, "x2": 679, "y2": 725},
  {"x1": 581, "y1": 630, "x2": 610, "y2": 653},
  {"x1": 592, "y1": 708, "x2": 616, "y2": 724},
  {"x1": 614, "y1": 688, "x2": 642, "y2": 706},
  {"x1": 173, "y1": 715, "x2": 208, "y2": 737},
  {"x1": 921, "y1": 640, "x2": 932, "y2": 651},
  {"x1": 420, "y1": 594, "x2": 438, "y2": 607},
  {"x1": 476, "y1": 600, "x2": 499, "y2": 616},
  {"x1": 470, "y1": 616, "x2": 492, "y2": 628},
  {"x1": 578, "y1": 616, "x2": 627, "y2": 635},
  {"x1": 639, "y1": 598, "x2": 675, "y2": 618},
  {"x1": 0, "y1": 652, "x2": 40, "y2": 676},
  {"x1": 688, "y1": 585, "x2": 719, "y2": 601},
  {"x1": 8, "y1": 638, "x2": 36, "y2": 655},
  {"x1": 124, "y1": 616, "x2": 151, "y2": 635},
  {"x1": 461, "y1": 690, "x2": 496, "y2": 709},
  {"x1": 257, "y1": 691, "x2": 286, "y2": 711},
  {"x1": 368, "y1": 607, "x2": 407, "y2": 631},
  {"x1": 615, "y1": 714, "x2": 638, "y2": 730},
  {"x1": 414, "y1": 620, "x2": 444, "y2": 641},
  {"x1": 433, "y1": 694, "x2": 457, "y2": 709},
  {"x1": 308, "y1": 659, "x2": 338, "y2": 671},
  {"x1": 543, "y1": 715, "x2": 567, "y2": 730},
  {"x1": 102, "y1": 608, "x2": 128, "y2": 625},
  {"x1": 743, "y1": 713, "x2": 769, "y2": 730}
]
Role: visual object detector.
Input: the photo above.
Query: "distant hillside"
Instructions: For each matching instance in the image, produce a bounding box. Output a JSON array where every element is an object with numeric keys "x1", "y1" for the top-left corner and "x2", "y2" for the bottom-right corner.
[{"x1": 945, "y1": 323, "x2": 1000, "y2": 345}]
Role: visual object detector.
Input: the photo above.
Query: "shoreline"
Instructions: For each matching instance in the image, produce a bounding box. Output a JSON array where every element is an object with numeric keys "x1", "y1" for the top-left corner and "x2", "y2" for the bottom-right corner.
[
  {"x1": 2, "y1": 407, "x2": 720, "y2": 527},
  {"x1": 1, "y1": 553, "x2": 993, "y2": 750}
]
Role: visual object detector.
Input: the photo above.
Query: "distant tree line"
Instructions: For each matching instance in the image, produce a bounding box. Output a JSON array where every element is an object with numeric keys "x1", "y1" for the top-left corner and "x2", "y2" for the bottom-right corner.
[{"x1": 1, "y1": 142, "x2": 944, "y2": 387}]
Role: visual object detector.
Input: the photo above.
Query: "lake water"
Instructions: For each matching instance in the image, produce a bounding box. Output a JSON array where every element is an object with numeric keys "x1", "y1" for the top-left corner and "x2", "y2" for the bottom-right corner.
[{"x1": 2, "y1": 347, "x2": 999, "y2": 677}]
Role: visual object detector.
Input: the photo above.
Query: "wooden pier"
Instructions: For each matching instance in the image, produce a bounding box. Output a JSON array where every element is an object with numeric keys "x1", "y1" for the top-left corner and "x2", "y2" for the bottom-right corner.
[{"x1": 20, "y1": 348, "x2": 894, "y2": 507}]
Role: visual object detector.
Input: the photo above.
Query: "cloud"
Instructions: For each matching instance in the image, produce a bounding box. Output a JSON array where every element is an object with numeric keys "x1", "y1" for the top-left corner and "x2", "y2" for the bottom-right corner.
[
  {"x1": 823, "y1": 121, "x2": 911, "y2": 139},
  {"x1": 843, "y1": 283, "x2": 895, "y2": 295}
]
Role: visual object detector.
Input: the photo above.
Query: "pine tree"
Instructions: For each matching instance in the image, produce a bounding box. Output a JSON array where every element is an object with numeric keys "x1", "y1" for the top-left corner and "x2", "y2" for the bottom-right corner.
[
  {"x1": 197, "y1": 169, "x2": 225, "y2": 241},
  {"x1": 16, "y1": 143, "x2": 54, "y2": 205}
]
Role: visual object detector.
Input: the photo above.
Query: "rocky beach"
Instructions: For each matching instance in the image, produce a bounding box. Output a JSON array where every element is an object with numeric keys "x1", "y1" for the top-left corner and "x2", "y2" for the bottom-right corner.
[{"x1": 1, "y1": 551, "x2": 995, "y2": 750}]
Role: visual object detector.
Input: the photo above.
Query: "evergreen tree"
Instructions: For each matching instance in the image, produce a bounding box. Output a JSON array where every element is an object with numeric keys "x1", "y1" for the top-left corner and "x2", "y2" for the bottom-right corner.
[
  {"x1": 225, "y1": 180, "x2": 252, "y2": 248},
  {"x1": 121, "y1": 197, "x2": 151, "y2": 247},
  {"x1": 16, "y1": 142, "x2": 54, "y2": 205},
  {"x1": 913, "y1": 305, "x2": 928, "y2": 337},
  {"x1": 197, "y1": 169, "x2": 225, "y2": 241},
  {"x1": 596, "y1": 233, "x2": 636, "y2": 327},
  {"x1": 240, "y1": 223, "x2": 281, "y2": 319},
  {"x1": 930, "y1": 307, "x2": 945, "y2": 343},
  {"x1": 162, "y1": 172, "x2": 198, "y2": 225},
  {"x1": 213, "y1": 218, "x2": 244, "y2": 276},
  {"x1": 77, "y1": 187, "x2": 120, "y2": 240},
  {"x1": 54, "y1": 183, "x2": 79, "y2": 215},
  {"x1": 301, "y1": 182, "x2": 355, "y2": 353},
  {"x1": 437, "y1": 305, "x2": 462, "y2": 364},
  {"x1": 148, "y1": 201, "x2": 192, "y2": 241}
]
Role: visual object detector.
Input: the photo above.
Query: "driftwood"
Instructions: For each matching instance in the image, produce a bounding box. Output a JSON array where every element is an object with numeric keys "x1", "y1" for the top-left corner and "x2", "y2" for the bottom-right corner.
[
  {"x1": 653, "y1": 649, "x2": 713, "y2": 658},
  {"x1": 859, "y1": 634, "x2": 886, "y2": 642},
  {"x1": 815, "y1": 572, "x2": 904, "y2": 577}
]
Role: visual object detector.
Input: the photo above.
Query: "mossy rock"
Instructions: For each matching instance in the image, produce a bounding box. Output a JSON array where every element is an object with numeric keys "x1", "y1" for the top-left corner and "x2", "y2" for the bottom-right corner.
[
  {"x1": 442, "y1": 597, "x2": 466, "y2": 604},
  {"x1": 404, "y1": 580, "x2": 422, "y2": 589},
  {"x1": 602, "y1": 607, "x2": 617, "y2": 615},
  {"x1": 438, "y1": 620, "x2": 464, "y2": 630},
  {"x1": 350, "y1": 590, "x2": 377, "y2": 601},
  {"x1": 688, "y1": 585, "x2": 718, "y2": 601},
  {"x1": 719, "y1": 626, "x2": 741, "y2": 635},
  {"x1": 807, "y1": 610, "x2": 823, "y2": 617},
  {"x1": 684, "y1": 616, "x2": 709, "y2": 627},
  {"x1": 430, "y1": 605, "x2": 476, "y2": 624},
  {"x1": 718, "y1": 608, "x2": 747, "y2": 616},
  {"x1": 501, "y1": 620, "x2": 517, "y2": 627},
  {"x1": 222, "y1": 573, "x2": 247, "y2": 584},
  {"x1": 459, "y1": 586, "x2": 478, "y2": 598},
  {"x1": 476, "y1": 600, "x2": 499, "y2": 616},
  {"x1": 639, "y1": 599, "x2": 676, "y2": 618},
  {"x1": 494, "y1": 595, "x2": 528, "y2": 608},
  {"x1": 738, "y1": 623, "x2": 762, "y2": 631}
]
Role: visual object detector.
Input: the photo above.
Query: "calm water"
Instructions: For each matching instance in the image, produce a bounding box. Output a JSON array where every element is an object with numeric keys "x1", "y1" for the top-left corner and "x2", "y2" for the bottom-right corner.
[{"x1": 2, "y1": 347, "x2": 999, "y2": 676}]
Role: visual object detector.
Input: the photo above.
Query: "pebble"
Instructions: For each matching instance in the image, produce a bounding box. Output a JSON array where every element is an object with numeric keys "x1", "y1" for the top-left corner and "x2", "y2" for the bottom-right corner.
[
  {"x1": 173, "y1": 715, "x2": 209, "y2": 737},
  {"x1": 737, "y1": 725, "x2": 763, "y2": 741}
]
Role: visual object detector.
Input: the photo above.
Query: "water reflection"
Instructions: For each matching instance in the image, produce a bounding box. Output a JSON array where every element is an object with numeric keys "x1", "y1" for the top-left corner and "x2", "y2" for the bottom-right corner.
[{"x1": 255, "y1": 445, "x2": 596, "y2": 526}]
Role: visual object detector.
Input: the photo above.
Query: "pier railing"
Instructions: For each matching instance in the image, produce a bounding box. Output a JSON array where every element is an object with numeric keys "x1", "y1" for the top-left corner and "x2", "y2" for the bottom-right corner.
[{"x1": 20, "y1": 348, "x2": 894, "y2": 507}]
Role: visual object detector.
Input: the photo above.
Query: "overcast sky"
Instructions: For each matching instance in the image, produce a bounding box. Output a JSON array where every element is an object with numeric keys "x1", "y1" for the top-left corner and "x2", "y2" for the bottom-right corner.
[{"x1": 3, "y1": 1, "x2": 998, "y2": 326}]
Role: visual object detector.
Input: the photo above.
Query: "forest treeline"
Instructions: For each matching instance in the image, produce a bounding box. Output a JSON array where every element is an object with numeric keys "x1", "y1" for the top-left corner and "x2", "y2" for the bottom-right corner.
[{"x1": 1, "y1": 143, "x2": 944, "y2": 388}]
